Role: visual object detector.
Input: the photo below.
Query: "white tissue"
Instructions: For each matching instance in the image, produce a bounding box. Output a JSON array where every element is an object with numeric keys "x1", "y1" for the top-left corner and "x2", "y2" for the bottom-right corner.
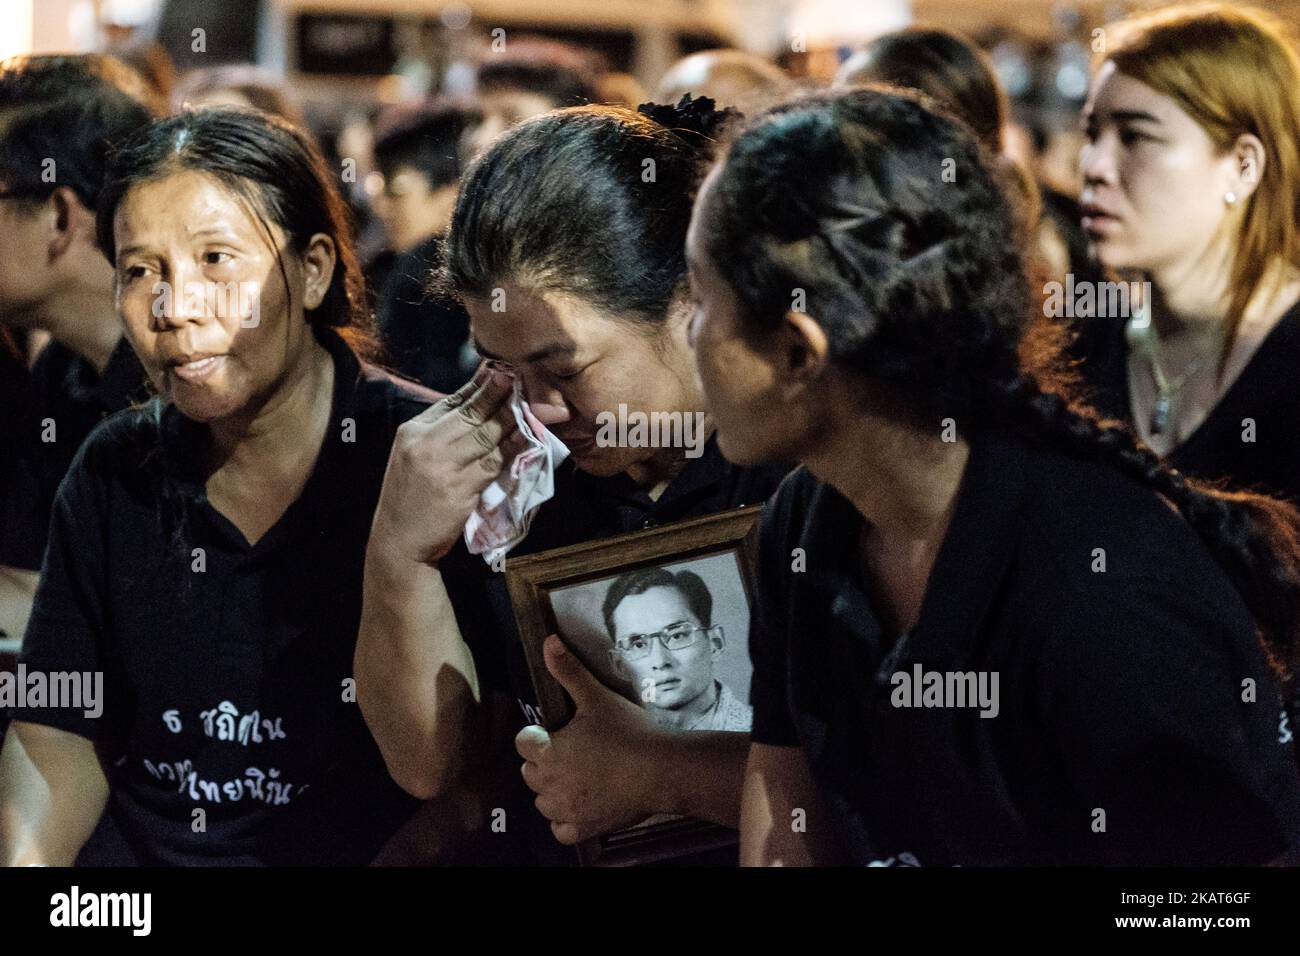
[{"x1": 463, "y1": 379, "x2": 570, "y2": 565}]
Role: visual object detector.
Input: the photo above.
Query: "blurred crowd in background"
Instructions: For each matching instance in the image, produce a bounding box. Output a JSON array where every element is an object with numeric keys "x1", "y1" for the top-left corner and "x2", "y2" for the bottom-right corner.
[{"x1": 1, "y1": 0, "x2": 1115, "y2": 400}]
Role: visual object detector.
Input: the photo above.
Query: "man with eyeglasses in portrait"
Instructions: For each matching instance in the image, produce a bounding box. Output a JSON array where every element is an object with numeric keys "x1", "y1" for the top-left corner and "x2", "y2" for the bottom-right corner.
[{"x1": 602, "y1": 567, "x2": 751, "y2": 733}]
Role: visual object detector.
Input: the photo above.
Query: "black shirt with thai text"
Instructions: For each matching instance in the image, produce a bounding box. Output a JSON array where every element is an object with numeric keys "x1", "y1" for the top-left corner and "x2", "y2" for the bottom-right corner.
[{"x1": 9, "y1": 328, "x2": 432, "y2": 865}]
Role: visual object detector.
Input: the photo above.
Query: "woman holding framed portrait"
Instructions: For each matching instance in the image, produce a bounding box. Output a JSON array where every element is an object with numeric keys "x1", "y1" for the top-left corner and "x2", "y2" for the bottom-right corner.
[
  {"x1": 354, "y1": 96, "x2": 789, "y2": 864},
  {"x1": 685, "y1": 86, "x2": 1300, "y2": 865}
]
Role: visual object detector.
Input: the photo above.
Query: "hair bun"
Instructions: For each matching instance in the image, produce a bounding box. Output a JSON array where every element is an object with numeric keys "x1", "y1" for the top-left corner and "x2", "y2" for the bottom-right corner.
[{"x1": 637, "y1": 93, "x2": 740, "y2": 144}]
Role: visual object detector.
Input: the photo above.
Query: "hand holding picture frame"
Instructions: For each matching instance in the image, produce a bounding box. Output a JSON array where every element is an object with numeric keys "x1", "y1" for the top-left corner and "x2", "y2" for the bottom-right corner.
[{"x1": 504, "y1": 506, "x2": 761, "y2": 866}]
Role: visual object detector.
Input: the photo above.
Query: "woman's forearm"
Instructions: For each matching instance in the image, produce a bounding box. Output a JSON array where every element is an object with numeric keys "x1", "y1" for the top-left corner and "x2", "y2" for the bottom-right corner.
[
  {"x1": 0, "y1": 565, "x2": 39, "y2": 645},
  {"x1": 354, "y1": 542, "x2": 483, "y2": 800},
  {"x1": 739, "y1": 742, "x2": 840, "y2": 866},
  {"x1": 657, "y1": 730, "x2": 751, "y2": 828},
  {"x1": 0, "y1": 722, "x2": 109, "y2": 866}
]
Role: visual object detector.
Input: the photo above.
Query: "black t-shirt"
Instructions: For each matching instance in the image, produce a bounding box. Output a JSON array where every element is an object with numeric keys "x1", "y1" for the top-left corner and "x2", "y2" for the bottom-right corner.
[
  {"x1": 376, "y1": 236, "x2": 472, "y2": 395},
  {"x1": 1074, "y1": 305, "x2": 1300, "y2": 502},
  {"x1": 0, "y1": 336, "x2": 147, "y2": 571},
  {"x1": 438, "y1": 438, "x2": 788, "y2": 864},
  {"x1": 750, "y1": 429, "x2": 1300, "y2": 866},
  {"x1": 0, "y1": 344, "x2": 42, "y2": 575},
  {"x1": 8, "y1": 327, "x2": 434, "y2": 866}
]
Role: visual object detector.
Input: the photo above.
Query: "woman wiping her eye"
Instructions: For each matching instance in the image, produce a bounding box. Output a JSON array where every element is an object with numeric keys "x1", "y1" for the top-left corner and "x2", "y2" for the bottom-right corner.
[
  {"x1": 354, "y1": 97, "x2": 791, "y2": 864},
  {"x1": 686, "y1": 87, "x2": 1300, "y2": 866}
]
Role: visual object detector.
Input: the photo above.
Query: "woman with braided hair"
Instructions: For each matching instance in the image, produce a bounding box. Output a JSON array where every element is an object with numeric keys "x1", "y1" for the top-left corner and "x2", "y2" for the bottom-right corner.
[{"x1": 685, "y1": 86, "x2": 1300, "y2": 865}]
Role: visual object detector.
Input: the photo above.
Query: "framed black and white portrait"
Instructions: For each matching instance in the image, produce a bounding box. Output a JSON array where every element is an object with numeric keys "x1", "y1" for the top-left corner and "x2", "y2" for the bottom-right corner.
[{"x1": 504, "y1": 507, "x2": 760, "y2": 865}]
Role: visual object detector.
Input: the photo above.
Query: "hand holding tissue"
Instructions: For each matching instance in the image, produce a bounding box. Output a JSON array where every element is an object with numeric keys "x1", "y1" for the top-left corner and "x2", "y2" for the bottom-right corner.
[{"x1": 464, "y1": 376, "x2": 570, "y2": 564}]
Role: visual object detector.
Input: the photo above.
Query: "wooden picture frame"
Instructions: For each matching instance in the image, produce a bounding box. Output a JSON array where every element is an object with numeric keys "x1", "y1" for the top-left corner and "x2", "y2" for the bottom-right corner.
[{"x1": 504, "y1": 506, "x2": 762, "y2": 866}]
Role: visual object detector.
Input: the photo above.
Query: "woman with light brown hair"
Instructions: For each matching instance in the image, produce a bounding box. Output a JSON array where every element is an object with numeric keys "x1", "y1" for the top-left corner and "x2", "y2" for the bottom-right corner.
[{"x1": 1076, "y1": 3, "x2": 1300, "y2": 507}]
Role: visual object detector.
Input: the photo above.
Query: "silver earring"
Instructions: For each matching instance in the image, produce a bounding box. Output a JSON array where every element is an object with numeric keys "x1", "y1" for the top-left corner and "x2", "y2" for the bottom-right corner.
[{"x1": 1224, "y1": 190, "x2": 1238, "y2": 205}]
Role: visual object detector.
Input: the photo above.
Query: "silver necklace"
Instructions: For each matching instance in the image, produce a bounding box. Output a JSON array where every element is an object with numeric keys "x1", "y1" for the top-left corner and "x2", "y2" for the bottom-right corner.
[{"x1": 1125, "y1": 305, "x2": 1218, "y2": 439}]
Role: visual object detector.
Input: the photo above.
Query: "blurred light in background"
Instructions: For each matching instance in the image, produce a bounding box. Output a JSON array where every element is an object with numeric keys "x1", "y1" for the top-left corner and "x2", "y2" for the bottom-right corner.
[
  {"x1": 4, "y1": 0, "x2": 107, "y2": 58},
  {"x1": 731, "y1": 0, "x2": 911, "y2": 55},
  {"x1": 68, "y1": 0, "x2": 98, "y2": 50},
  {"x1": 440, "y1": 3, "x2": 472, "y2": 32},
  {"x1": 101, "y1": 0, "x2": 163, "y2": 28},
  {"x1": 0, "y1": 0, "x2": 33, "y2": 59},
  {"x1": 788, "y1": 0, "x2": 910, "y2": 48},
  {"x1": 991, "y1": 39, "x2": 1034, "y2": 99}
]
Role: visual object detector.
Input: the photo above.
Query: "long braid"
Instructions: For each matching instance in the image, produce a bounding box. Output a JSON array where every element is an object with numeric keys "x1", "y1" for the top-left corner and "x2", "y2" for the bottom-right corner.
[{"x1": 990, "y1": 368, "x2": 1300, "y2": 689}]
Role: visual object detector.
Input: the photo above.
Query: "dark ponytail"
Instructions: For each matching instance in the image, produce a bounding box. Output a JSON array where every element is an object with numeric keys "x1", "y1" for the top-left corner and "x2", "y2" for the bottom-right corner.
[
  {"x1": 702, "y1": 87, "x2": 1300, "y2": 687},
  {"x1": 445, "y1": 95, "x2": 738, "y2": 325}
]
